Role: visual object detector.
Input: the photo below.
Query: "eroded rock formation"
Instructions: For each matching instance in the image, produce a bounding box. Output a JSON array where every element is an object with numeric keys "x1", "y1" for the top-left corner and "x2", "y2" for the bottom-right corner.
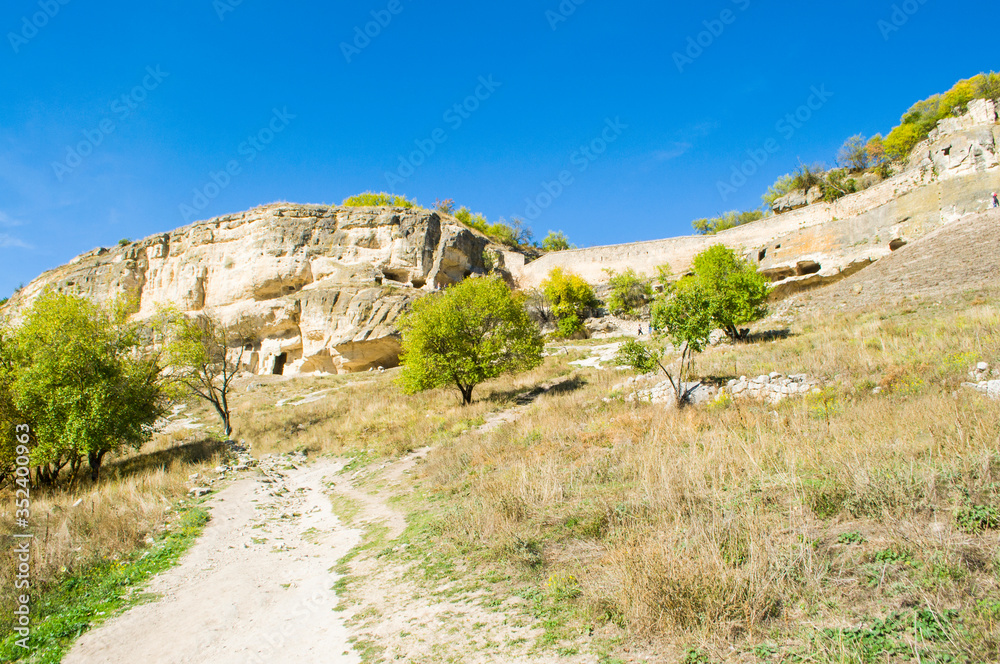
[{"x1": 6, "y1": 204, "x2": 509, "y2": 375}]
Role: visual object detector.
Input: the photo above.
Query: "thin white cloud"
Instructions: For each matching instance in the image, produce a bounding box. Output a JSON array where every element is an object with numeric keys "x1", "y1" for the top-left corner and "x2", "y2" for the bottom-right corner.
[
  {"x1": 0, "y1": 233, "x2": 31, "y2": 249},
  {"x1": 0, "y1": 211, "x2": 23, "y2": 227},
  {"x1": 651, "y1": 142, "x2": 692, "y2": 162}
]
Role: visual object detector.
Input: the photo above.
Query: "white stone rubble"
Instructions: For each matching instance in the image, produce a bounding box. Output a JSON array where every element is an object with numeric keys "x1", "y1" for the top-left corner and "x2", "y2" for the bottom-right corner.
[{"x1": 962, "y1": 361, "x2": 1000, "y2": 400}]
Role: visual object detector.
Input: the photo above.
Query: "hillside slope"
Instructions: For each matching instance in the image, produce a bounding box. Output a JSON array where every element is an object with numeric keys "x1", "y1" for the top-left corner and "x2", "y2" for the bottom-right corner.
[{"x1": 792, "y1": 209, "x2": 1000, "y2": 310}]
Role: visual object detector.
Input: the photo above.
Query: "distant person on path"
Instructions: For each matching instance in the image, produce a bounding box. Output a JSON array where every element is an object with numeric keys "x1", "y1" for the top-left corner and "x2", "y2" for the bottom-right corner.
[
  {"x1": 993, "y1": 192, "x2": 998, "y2": 208},
  {"x1": 637, "y1": 325, "x2": 643, "y2": 336}
]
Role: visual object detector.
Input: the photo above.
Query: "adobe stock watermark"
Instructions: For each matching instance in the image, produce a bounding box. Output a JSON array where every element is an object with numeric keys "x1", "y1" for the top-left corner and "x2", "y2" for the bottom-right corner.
[
  {"x1": 546, "y1": 0, "x2": 586, "y2": 30},
  {"x1": 523, "y1": 117, "x2": 628, "y2": 220},
  {"x1": 51, "y1": 66, "x2": 170, "y2": 182},
  {"x1": 716, "y1": 85, "x2": 833, "y2": 202},
  {"x1": 384, "y1": 75, "x2": 502, "y2": 187},
  {"x1": 341, "y1": 0, "x2": 405, "y2": 64},
  {"x1": 179, "y1": 107, "x2": 296, "y2": 222},
  {"x1": 673, "y1": 0, "x2": 751, "y2": 73},
  {"x1": 8, "y1": 0, "x2": 71, "y2": 54},
  {"x1": 12, "y1": 424, "x2": 33, "y2": 650},
  {"x1": 245, "y1": 589, "x2": 336, "y2": 664},
  {"x1": 213, "y1": 0, "x2": 246, "y2": 21},
  {"x1": 878, "y1": 0, "x2": 930, "y2": 40}
]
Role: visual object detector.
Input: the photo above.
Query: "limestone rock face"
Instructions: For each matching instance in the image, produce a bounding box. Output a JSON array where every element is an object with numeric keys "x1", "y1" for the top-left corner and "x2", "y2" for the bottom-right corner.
[{"x1": 7, "y1": 204, "x2": 503, "y2": 375}]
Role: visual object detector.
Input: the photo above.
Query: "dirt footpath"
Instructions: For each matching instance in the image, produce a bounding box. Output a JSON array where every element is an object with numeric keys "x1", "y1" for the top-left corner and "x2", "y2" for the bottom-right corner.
[{"x1": 64, "y1": 459, "x2": 361, "y2": 664}]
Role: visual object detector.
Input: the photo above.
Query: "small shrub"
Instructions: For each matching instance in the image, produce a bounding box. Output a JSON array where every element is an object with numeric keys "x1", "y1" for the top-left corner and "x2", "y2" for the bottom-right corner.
[
  {"x1": 434, "y1": 198, "x2": 455, "y2": 214},
  {"x1": 541, "y1": 268, "x2": 597, "y2": 336},
  {"x1": 872, "y1": 547, "x2": 912, "y2": 564},
  {"x1": 614, "y1": 340, "x2": 659, "y2": 374},
  {"x1": 837, "y1": 531, "x2": 866, "y2": 545},
  {"x1": 541, "y1": 230, "x2": 574, "y2": 252},
  {"x1": 555, "y1": 314, "x2": 583, "y2": 338},
  {"x1": 691, "y1": 210, "x2": 764, "y2": 235},
  {"x1": 545, "y1": 572, "x2": 582, "y2": 601},
  {"x1": 682, "y1": 648, "x2": 712, "y2": 664},
  {"x1": 342, "y1": 191, "x2": 416, "y2": 208},
  {"x1": 454, "y1": 207, "x2": 532, "y2": 248},
  {"x1": 604, "y1": 268, "x2": 653, "y2": 318},
  {"x1": 956, "y1": 504, "x2": 1000, "y2": 534}
]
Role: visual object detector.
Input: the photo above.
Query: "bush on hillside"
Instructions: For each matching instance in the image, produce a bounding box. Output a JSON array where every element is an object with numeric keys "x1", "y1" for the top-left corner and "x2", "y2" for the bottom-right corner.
[
  {"x1": 541, "y1": 267, "x2": 598, "y2": 337},
  {"x1": 822, "y1": 169, "x2": 858, "y2": 202},
  {"x1": 688, "y1": 244, "x2": 771, "y2": 342},
  {"x1": 692, "y1": 210, "x2": 765, "y2": 235},
  {"x1": 398, "y1": 275, "x2": 543, "y2": 405},
  {"x1": 880, "y1": 72, "x2": 1000, "y2": 163},
  {"x1": 605, "y1": 268, "x2": 654, "y2": 318},
  {"x1": 434, "y1": 198, "x2": 456, "y2": 214},
  {"x1": 454, "y1": 206, "x2": 532, "y2": 248},
  {"x1": 541, "y1": 230, "x2": 574, "y2": 252},
  {"x1": 837, "y1": 134, "x2": 871, "y2": 172},
  {"x1": 342, "y1": 191, "x2": 416, "y2": 208}
]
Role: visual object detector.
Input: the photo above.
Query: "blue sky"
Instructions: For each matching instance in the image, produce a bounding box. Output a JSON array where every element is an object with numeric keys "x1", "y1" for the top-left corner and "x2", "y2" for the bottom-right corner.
[{"x1": 1, "y1": 0, "x2": 995, "y2": 295}]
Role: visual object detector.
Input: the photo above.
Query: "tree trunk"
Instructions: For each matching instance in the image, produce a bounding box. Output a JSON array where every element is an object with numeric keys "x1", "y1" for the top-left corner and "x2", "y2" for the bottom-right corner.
[
  {"x1": 88, "y1": 450, "x2": 107, "y2": 483},
  {"x1": 460, "y1": 385, "x2": 475, "y2": 405}
]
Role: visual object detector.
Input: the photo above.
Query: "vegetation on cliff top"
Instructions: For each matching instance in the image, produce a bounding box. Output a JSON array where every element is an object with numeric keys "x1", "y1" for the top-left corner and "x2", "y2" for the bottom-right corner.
[
  {"x1": 342, "y1": 191, "x2": 417, "y2": 208},
  {"x1": 692, "y1": 71, "x2": 1000, "y2": 236}
]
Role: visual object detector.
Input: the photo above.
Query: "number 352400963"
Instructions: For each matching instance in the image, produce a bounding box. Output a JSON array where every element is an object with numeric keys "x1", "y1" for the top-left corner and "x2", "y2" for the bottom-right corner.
[{"x1": 14, "y1": 424, "x2": 31, "y2": 513}]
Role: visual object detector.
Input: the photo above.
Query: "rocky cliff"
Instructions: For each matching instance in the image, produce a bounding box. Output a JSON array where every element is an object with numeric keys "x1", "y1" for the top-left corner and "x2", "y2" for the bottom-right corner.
[
  {"x1": 5, "y1": 204, "x2": 508, "y2": 375},
  {"x1": 513, "y1": 99, "x2": 1000, "y2": 294}
]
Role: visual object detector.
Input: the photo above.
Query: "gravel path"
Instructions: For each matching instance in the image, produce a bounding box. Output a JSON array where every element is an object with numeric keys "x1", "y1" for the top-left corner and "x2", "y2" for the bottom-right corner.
[{"x1": 63, "y1": 459, "x2": 361, "y2": 664}]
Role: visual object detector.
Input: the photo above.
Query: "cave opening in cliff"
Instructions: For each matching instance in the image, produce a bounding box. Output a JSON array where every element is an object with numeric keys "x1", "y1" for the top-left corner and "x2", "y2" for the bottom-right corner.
[
  {"x1": 273, "y1": 353, "x2": 287, "y2": 376},
  {"x1": 796, "y1": 261, "x2": 822, "y2": 276}
]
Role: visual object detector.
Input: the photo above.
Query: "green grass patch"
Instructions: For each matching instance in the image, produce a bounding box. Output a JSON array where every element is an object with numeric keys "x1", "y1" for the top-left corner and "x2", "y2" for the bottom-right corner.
[{"x1": 0, "y1": 505, "x2": 209, "y2": 663}]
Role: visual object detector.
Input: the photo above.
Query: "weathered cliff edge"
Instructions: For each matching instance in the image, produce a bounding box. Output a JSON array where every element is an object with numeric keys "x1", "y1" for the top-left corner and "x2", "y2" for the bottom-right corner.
[
  {"x1": 512, "y1": 99, "x2": 1000, "y2": 295},
  {"x1": 5, "y1": 205, "x2": 512, "y2": 376}
]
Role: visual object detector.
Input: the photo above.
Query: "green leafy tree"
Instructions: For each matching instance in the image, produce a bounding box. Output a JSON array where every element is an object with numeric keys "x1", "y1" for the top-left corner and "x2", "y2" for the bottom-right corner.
[
  {"x1": 604, "y1": 268, "x2": 653, "y2": 318},
  {"x1": 0, "y1": 332, "x2": 24, "y2": 488},
  {"x1": 618, "y1": 278, "x2": 714, "y2": 407},
  {"x1": 5, "y1": 292, "x2": 165, "y2": 483},
  {"x1": 398, "y1": 276, "x2": 543, "y2": 405},
  {"x1": 541, "y1": 268, "x2": 598, "y2": 337},
  {"x1": 837, "y1": 134, "x2": 870, "y2": 172},
  {"x1": 160, "y1": 311, "x2": 251, "y2": 438},
  {"x1": 541, "y1": 231, "x2": 574, "y2": 252},
  {"x1": 690, "y1": 245, "x2": 771, "y2": 341},
  {"x1": 884, "y1": 123, "x2": 922, "y2": 162}
]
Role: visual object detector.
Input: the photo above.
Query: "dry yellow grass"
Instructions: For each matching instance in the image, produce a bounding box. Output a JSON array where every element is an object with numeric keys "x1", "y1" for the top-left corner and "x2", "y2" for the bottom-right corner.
[
  {"x1": 4, "y1": 289, "x2": 999, "y2": 661},
  {"x1": 414, "y1": 291, "x2": 1000, "y2": 659}
]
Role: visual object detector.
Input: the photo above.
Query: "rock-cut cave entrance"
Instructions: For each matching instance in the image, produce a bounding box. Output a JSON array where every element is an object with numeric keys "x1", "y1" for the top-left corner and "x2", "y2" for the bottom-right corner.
[{"x1": 273, "y1": 353, "x2": 287, "y2": 376}]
